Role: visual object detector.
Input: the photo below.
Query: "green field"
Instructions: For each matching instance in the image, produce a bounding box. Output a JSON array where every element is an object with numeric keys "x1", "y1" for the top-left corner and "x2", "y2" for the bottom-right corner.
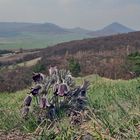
[
  {"x1": 0, "y1": 75, "x2": 140, "y2": 139},
  {"x1": 0, "y1": 33, "x2": 89, "y2": 50}
]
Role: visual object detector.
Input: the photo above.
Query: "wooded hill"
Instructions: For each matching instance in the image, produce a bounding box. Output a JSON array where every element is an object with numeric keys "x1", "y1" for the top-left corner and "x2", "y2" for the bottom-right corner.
[{"x1": 40, "y1": 31, "x2": 140, "y2": 79}]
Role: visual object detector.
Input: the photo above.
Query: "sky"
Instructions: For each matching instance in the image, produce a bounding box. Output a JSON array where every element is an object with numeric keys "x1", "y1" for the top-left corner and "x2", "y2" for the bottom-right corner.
[{"x1": 0, "y1": 0, "x2": 139, "y2": 30}]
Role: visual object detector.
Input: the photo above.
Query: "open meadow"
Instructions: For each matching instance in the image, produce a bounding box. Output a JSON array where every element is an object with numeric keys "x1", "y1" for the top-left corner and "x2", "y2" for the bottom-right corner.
[
  {"x1": 0, "y1": 33, "x2": 89, "y2": 50},
  {"x1": 0, "y1": 75, "x2": 139, "y2": 140}
]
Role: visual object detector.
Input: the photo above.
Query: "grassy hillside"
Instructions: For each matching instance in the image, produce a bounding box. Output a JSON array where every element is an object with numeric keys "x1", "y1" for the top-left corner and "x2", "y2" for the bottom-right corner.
[{"x1": 0, "y1": 75, "x2": 139, "y2": 139}]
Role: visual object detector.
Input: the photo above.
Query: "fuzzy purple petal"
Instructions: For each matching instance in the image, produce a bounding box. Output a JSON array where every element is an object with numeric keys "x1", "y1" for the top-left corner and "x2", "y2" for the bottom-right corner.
[{"x1": 24, "y1": 96, "x2": 32, "y2": 106}]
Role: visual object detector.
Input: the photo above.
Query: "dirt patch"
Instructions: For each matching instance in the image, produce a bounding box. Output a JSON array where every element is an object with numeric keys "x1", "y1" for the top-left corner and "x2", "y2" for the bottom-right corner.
[
  {"x1": 0, "y1": 51, "x2": 40, "y2": 62},
  {"x1": 0, "y1": 130, "x2": 34, "y2": 140}
]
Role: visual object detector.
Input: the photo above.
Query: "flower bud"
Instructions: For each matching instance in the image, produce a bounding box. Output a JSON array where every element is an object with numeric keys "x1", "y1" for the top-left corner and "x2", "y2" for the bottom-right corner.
[
  {"x1": 30, "y1": 85, "x2": 42, "y2": 96},
  {"x1": 22, "y1": 106, "x2": 29, "y2": 117},
  {"x1": 24, "y1": 95, "x2": 32, "y2": 106},
  {"x1": 57, "y1": 83, "x2": 68, "y2": 96},
  {"x1": 40, "y1": 97, "x2": 46, "y2": 109}
]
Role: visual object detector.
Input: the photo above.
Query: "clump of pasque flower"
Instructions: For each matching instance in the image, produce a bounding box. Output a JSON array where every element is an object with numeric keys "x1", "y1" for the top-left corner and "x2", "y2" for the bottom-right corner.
[{"x1": 22, "y1": 66, "x2": 89, "y2": 124}]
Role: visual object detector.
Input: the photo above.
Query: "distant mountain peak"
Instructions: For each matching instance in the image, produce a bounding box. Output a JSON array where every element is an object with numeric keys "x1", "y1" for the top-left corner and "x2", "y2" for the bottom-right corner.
[
  {"x1": 88, "y1": 22, "x2": 134, "y2": 37},
  {"x1": 105, "y1": 22, "x2": 124, "y2": 29},
  {"x1": 103, "y1": 22, "x2": 134, "y2": 32},
  {"x1": 109, "y1": 22, "x2": 123, "y2": 26}
]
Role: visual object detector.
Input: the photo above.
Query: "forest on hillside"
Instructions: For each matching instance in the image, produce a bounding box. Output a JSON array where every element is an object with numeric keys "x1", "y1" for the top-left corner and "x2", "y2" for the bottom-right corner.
[{"x1": 0, "y1": 31, "x2": 140, "y2": 92}]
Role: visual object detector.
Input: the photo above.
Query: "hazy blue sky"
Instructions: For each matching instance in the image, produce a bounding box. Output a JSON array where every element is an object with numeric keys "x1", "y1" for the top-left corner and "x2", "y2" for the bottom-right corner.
[{"x1": 0, "y1": 0, "x2": 139, "y2": 30}]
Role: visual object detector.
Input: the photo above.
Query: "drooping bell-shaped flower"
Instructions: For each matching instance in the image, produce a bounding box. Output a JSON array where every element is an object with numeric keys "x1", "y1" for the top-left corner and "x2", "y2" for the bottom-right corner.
[
  {"x1": 80, "y1": 90, "x2": 86, "y2": 97},
  {"x1": 40, "y1": 97, "x2": 46, "y2": 109},
  {"x1": 30, "y1": 85, "x2": 42, "y2": 96},
  {"x1": 57, "y1": 83, "x2": 69, "y2": 96},
  {"x1": 23, "y1": 95, "x2": 32, "y2": 106},
  {"x1": 40, "y1": 96, "x2": 50, "y2": 109},
  {"x1": 32, "y1": 73, "x2": 45, "y2": 83},
  {"x1": 53, "y1": 83, "x2": 59, "y2": 95}
]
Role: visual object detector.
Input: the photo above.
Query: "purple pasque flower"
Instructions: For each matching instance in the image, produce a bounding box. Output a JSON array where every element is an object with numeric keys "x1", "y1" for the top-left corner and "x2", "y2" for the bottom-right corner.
[
  {"x1": 40, "y1": 97, "x2": 46, "y2": 109},
  {"x1": 30, "y1": 85, "x2": 42, "y2": 96},
  {"x1": 24, "y1": 95, "x2": 32, "y2": 106},
  {"x1": 79, "y1": 89, "x2": 86, "y2": 97},
  {"x1": 32, "y1": 73, "x2": 44, "y2": 83},
  {"x1": 57, "y1": 83, "x2": 69, "y2": 96},
  {"x1": 40, "y1": 96, "x2": 50, "y2": 109},
  {"x1": 53, "y1": 83, "x2": 59, "y2": 95}
]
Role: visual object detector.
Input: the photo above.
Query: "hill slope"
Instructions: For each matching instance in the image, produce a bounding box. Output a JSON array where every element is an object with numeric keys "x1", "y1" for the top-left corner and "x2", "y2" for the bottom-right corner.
[
  {"x1": 0, "y1": 31, "x2": 139, "y2": 93},
  {"x1": 40, "y1": 31, "x2": 140, "y2": 79}
]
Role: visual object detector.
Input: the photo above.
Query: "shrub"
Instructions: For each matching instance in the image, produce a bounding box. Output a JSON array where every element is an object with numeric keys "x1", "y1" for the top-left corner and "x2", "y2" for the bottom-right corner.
[
  {"x1": 0, "y1": 67, "x2": 32, "y2": 92},
  {"x1": 32, "y1": 61, "x2": 46, "y2": 73},
  {"x1": 68, "y1": 58, "x2": 81, "y2": 77},
  {"x1": 127, "y1": 52, "x2": 140, "y2": 76}
]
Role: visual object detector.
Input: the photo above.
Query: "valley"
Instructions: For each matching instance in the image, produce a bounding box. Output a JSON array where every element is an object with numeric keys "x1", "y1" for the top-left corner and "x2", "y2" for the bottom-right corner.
[{"x1": 0, "y1": 22, "x2": 134, "y2": 50}]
